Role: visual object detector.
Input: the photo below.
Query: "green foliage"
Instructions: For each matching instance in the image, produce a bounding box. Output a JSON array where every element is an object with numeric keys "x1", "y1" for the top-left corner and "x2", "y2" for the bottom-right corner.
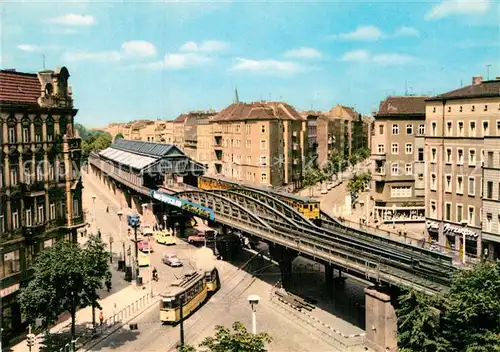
[
  {"x1": 19, "y1": 236, "x2": 109, "y2": 340},
  {"x1": 114, "y1": 132, "x2": 124, "y2": 141},
  {"x1": 347, "y1": 172, "x2": 371, "y2": 200},
  {"x1": 181, "y1": 321, "x2": 273, "y2": 352},
  {"x1": 76, "y1": 124, "x2": 113, "y2": 161},
  {"x1": 397, "y1": 262, "x2": 500, "y2": 352}
]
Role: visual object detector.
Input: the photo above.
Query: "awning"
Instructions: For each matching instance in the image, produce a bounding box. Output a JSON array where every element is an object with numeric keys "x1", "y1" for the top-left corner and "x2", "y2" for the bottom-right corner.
[{"x1": 99, "y1": 147, "x2": 159, "y2": 171}]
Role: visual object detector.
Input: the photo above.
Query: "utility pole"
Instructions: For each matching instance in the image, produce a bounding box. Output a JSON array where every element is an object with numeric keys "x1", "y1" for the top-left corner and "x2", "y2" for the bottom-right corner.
[
  {"x1": 486, "y1": 64, "x2": 492, "y2": 80},
  {"x1": 179, "y1": 294, "x2": 185, "y2": 346}
]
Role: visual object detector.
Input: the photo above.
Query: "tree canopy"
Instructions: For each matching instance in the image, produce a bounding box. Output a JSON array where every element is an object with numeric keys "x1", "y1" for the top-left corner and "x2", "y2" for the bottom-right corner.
[
  {"x1": 347, "y1": 172, "x2": 372, "y2": 203},
  {"x1": 397, "y1": 261, "x2": 500, "y2": 352},
  {"x1": 180, "y1": 321, "x2": 273, "y2": 352},
  {"x1": 75, "y1": 124, "x2": 113, "y2": 160},
  {"x1": 19, "y1": 236, "x2": 109, "y2": 340}
]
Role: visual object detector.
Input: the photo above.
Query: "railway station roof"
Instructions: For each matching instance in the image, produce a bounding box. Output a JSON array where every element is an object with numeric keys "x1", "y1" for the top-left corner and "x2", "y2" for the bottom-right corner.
[{"x1": 98, "y1": 139, "x2": 205, "y2": 174}]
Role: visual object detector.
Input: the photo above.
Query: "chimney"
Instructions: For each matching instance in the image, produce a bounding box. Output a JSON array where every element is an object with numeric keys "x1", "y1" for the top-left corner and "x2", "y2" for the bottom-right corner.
[{"x1": 472, "y1": 76, "x2": 483, "y2": 85}]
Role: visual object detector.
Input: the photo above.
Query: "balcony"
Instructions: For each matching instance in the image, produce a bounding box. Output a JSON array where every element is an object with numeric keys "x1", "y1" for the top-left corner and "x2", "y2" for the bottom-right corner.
[
  {"x1": 372, "y1": 152, "x2": 386, "y2": 161},
  {"x1": 64, "y1": 137, "x2": 81, "y2": 152},
  {"x1": 23, "y1": 222, "x2": 46, "y2": 236},
  {"x1": 22, "y1": 181, "x2": 46, "y2": 196},
  {"x1": 372, "y1": 168, "x2": 386, "y2": 181}
]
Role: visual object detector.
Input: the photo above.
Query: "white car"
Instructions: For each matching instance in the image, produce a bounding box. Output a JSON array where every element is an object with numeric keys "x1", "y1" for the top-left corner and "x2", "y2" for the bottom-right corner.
[{"x1": 162, "y1": 253, "x2": 183, "y2": 267}]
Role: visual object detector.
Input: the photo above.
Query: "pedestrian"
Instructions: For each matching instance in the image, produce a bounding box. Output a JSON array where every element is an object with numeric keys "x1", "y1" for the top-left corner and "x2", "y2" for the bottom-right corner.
[{"x1": 99, "y1": 310, "x2": 104, "y2": 326}]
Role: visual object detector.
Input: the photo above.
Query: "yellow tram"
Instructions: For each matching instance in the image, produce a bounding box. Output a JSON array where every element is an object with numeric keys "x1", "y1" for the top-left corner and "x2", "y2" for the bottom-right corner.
[
  {"x1": 197, "y1": 175, "x2": 320, "y2": 220},
  {"x1": 160, "y1": 267, "x2": 219, "y2": 324}
]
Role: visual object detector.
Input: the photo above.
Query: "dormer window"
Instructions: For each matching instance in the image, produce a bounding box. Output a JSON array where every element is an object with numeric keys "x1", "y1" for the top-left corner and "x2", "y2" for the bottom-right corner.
[{"x1": 44, "y1": 83, "x2": 53, "y2": 96}]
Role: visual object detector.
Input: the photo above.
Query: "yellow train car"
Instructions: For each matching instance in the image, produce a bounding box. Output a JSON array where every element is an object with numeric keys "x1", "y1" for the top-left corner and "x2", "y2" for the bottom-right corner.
[
  {"x1": 160, "y1": 267, "x2": 219, "y2": 324},
  {"x1": 197, "y1": 176, "x2": 320, "y2": 220}
]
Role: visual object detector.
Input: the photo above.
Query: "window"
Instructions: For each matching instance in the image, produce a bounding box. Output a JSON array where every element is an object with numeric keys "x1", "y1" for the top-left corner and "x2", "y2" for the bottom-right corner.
[
  {"x1": 37, "y1": 205, "x2": 44, "y2": 223},
  {"x1": 46, "y1": 118, "x2": 54, "y2": 141},
  {"x1": 456, "y1": 204, "x2": 463, "y2": 223},
  {"x1": 483, "y1": 121, "x2": 489, "y2": 136},
  {"x1": 245, "y1": 124, "x2": 251, "y2": 134},
  {"x1": 246, "y1": 156, "x2": 251, "y2": 165},
  {"x1": 405, "y1": 163, "x2": 413, "y2": 175},
  {"x1": 472, "y1": 105, "x2": 475, "y2": 112},
  {"x1": 391, "y1": 143, "x2": 399, "y2": 154},
  {"x1": 260, "y1": 140, "x2": 266, "y2": 150},
  {"x1": 431, "y1": 173, "x2": 437, "y2": 190},
  {"x1": 22, "y1": 127, "x2": 29, "y2": 143},
  {"x1": 468, "y1": 206, "x2": 475, "y2": 226},
  {"x1": 259, "y1": 156, "x2": 267, "y2": 166},
  {"x1": 260, "y1": 173, "x2": 267, "y2": 183},
  {"x1": 392, "y1": 124, "x2": 399, "y2": 135},
  {"x1": 3, "y1": 250, "x2": 21, "y2": 276},
  {"x1": 50, "y1": 203, "x2": 56, "y2": 220},
  {"x1": 405, "y1": 143, "x2": 413, "y2": 154},
  {"x1": 445, "y1": 174, "x2": 452, "y2": 193},
  {"x1": 26, "y1": 209, "x2": 32, "y2": 227},
  {"x1": 12, "y1": 210, "x2": 19, "y2": 229},
  {"x1": 0, "y1": 212, "x2": 4, "y2": 234},
  {"x1": 391, "y1": 186, "x2": 412, "y2": 198},
  {"x1": 49, "y1": 163, "x2": 55, "y2": 181},
  {"x1": 431, "y1": 122, "x2": 437, "y2": 136},
  {"x1": 459, "y1": 106, "x2": 463, "y2": 112},
  {"x1": 246, "y1": 140, "x2": 251, "y2": 148},
  {"x1": 468, "y1": 176, "x2": 475, "y2": 196},
  {"x1": 377, "y1": 144, "x2": 385, "y2": 154},
  {"x1": 445, "y1": 203, "x2": 452, "y2": 221},
  {"x1": 446, "y1": 148, "x2": 452, "y2": 164},
  {"x1": 10, "y1": 166, "x2": 18, "y2": 186},
  {"x1": 261, "y1": 125, "x2": 265, "y2": 133},
  {"x1": 37, "y1": 164, "x2": 44, "y2": 181},
  {"x1": 235, "y1": 124, "x2": 241, "y2": 133},
  {"x1": 391, "y1": 163, "x2": 399, "y2": 176},
  {"x1": 35, "y1": 118, "x2": 42, "y2": 142},
  {"x1": 457, "y1": 149, "x2": 464, "y2": 165},
  {"x1": 432, "y1": 107, "x2": 436, "y2": 113},
  {"x1": 24, "y1": 164, "x2": 32, "y2": 184},
  {"x1": 418, "y1": 124, "x2": 425, "y2": 135},
  {"x1": 73, "y1": 197, "x2": 80, "y2": 217},
  {"x1": 430, "y1": 200, "x2": 437, "y2": 218},
  {"x1": 418, "y1": 148, "x2": 424, "y2": 161},
  {"x1": 486, "y1": 213, "x2": 493, "y2": 232},
  {"x1": 448, "y1": 106, "x2": 451, "y2": 113},
  {"x1": 8, "y1": 127, "x2": 16, "y2": 143},
  {"x1": 484, "y1": 105, "x2": 488, "y2": 112},
  {"x1": 431, "y1": 148, "x2": 437, "y2": 163},
  {"x1": 406, "y1": 124, "x2": 413, "y2": 135},
  {"x1": 446, "y1": 121, "x2": 452, "y2": 135},
  {"x1": 487, "y1": 151, "x2": 494, "y2": 167},
  {"x1": 378, "y1": 124, "x2": 384, "y2": 135},
  {"x1": 468, "y1": 149, "x2": 476, "y2": 166},
  {"x1": 457, "y1": 176, "x2": 464, "y2": 194},
  {"x1": 470, "y1": 121, "x2": 476, "y2": 137},
  {"x1": 458, "y1": 121, "x2": 464, "y2": 136},
  {"x1": 418, "y1": 173, "x2": 424, "y2": 181}
]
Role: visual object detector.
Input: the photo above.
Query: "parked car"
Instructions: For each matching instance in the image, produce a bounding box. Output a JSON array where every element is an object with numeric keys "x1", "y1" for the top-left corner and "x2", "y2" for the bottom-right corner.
[
  {"x1": 188, "y1": 231, "x2": 205, "y2": 244},
  {"x1": 138, "y1": 252, "x2": 149, "y2": 267},
  {"x1": 138, "y1": 239, "x2": 153, "y2": 253},
  {"x1": 162, "y1": 253, "x2": 183, "y2": 267}
]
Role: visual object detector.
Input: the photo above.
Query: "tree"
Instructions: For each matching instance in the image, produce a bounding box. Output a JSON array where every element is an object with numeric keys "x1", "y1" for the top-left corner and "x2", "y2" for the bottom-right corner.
[
  {"x1": 347, "y1": 172, "x2": 371, "y2": 203},
  {"x1": 19, "y1": 236, "x2": 109, "y2": 341},
  {"x1": 397, "y1": 261, "x2": 500, "y2": 352},
  {"x1": 181, "y1": 321, "x2": 273, "y2": 352},
  {"x1": 114, "y1": 132, "x2": 124, "y2": 141}
]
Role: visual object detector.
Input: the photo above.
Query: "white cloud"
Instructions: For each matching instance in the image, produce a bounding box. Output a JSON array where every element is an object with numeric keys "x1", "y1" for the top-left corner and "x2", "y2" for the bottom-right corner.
[
  {"x1": 121, "y1": 41, "x2": 157, "y2": 58},
  {"x1": 179, "y1": 40, "x2": 229, "y2": 53},
  {"x1": 284, "y1": 47, "x2": 322, "y2": 59},
  {"x1": 17, "y1": 44, "x2": 60, "y2": 52},
  {"x1": 48, "y1": 14, "x2": 95, "y2": 26},
  {"x1": 425, "y1": 0, "x2": 490, "y2": 20},
  {"x1": 62, "y1": 51, "x2": 121, "y2": 63},
  {"x1": 394, "y1": 26, "x2": 420, "y2": 37},
  {"x1": 231, "y1": 58, "x2": 303, "y2": 76},
  {"x1": 342, "y1": 50, "x2": 416, "y2": 65},
  {"x1": 338, "y1": 25, "x2": 384, "y2": 41},
  {"x1": 130, "y1": 53, "x2": 211, "y2": 70}
]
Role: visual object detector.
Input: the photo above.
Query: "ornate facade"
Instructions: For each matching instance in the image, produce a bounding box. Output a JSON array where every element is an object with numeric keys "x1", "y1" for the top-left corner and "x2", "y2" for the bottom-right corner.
[{"x1": 0, "y1": 67, "x2": 85, "y2": 343}]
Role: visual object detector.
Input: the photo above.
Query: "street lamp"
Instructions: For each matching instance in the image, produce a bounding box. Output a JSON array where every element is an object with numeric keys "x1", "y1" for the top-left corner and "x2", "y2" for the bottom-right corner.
[
  {"x1": 247, "y1": 294, "x2": 260, "y2": 334},
  {"x1": 117, "y1": 210, "x2": 125, "y2": 265},
  {"x1": 91, "y1": 194, "x2": 97, "y2": 333},
  {"x1": 163, "y1": 214, "x2": 167, "y2": 230},
  {"x1": 461, "y1": 220, "x2": 468, "y2": 264}
]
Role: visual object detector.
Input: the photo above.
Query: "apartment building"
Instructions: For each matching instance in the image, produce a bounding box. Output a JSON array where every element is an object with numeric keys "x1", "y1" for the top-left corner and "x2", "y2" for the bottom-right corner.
[
  {"x1": 197, "y1": 113, "x2": 216, "y2": 173},
  {"x1": 302, "y1": 111, "x2": 336, "y2": 167},
  {"x1": 371, "y1": 96, "x2": 427, "y2": 223},
  {"x1": 155, "y1": 120, "x2": 174, "y2": 144},
  {"x1": 425, "y1": 76, "x2": 500, "y2": 259},
  {"x1": 329, "y1": 105, "x2": 372, "y2": 157},
  {"x1": 104, "y1": 120, "x2": 156, "y2": 141},
  {"x1": 0, "y1": 67, "x2": 85, "y2": 342},
  {"x1": 211, "y1": 101, "x2": 306, "y2": 188}
]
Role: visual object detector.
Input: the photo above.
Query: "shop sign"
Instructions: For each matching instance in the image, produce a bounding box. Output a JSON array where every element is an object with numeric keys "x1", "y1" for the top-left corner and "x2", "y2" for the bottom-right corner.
[
  {"x1": 426, "y1": 220, "x2": 478, "y2": 238},
  {"x1": 0, "y1": 283, "x2": 20, "y2": 298}
]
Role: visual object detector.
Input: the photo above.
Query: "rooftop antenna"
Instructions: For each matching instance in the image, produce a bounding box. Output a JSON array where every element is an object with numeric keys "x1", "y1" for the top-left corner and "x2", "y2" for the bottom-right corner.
[
  {"x1": 486, "y1": 64, "x2": 492, "y2": 80},
  {"x1": 460, "y1": 79, "x2": 463, "y2": 87},
  {"x1": 42, "y1": 54, "x2": 46, "y2": 70},
  {"x1": 405, "y1": 80, "x2": 408, "y2": 96}
]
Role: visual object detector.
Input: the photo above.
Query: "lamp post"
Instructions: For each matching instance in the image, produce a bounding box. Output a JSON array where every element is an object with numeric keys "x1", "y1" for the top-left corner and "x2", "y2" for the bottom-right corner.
[
  {"x1": 247, "y1": 295, "x2": 260, "y2": 334},
  {"x1": 461, "y1": 220, "x2": 468, "y2": 265},
  {"x1": 92, "y1": 194, "x2": 97, "y2": 231},
  {"x1": 163, "y1": 214, "x2": 167, "y2": 230},
  {"x1": 117, "y1": 210, "x2": 125, "y2": 265},
  {"x1": 109, "y1": 235, "x2": 114, "y2": 263}
]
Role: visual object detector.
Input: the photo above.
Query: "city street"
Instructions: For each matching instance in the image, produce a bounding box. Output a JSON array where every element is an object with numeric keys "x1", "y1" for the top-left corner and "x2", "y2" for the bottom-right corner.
[{"x1": 82, "y1": 171, "x2": 370, "y2": 352}]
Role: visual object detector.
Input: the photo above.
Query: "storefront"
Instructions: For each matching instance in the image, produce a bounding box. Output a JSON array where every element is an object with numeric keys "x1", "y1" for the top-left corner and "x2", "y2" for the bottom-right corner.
[
  {"x1": 374, "y1": 206, "x2": 425, "y2": 224},
  {"x1": 426, "y1": 219, "x2": 480, "y2": 256}
]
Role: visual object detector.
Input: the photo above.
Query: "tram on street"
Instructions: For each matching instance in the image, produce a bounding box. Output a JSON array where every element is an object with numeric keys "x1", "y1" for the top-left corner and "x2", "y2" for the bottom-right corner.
[{"x1": 160, "y1": 267, "x2": 220, "y2": 324}]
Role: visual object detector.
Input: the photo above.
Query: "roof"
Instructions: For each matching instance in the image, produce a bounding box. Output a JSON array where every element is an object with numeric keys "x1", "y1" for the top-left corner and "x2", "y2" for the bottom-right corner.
[
  {"x1": 0, "y1": 70, "x2": 41, "y2": 105},
  {"x1": 376, "y1": 96, "x2": 428, "y2": 116},
  {"x1": 426, "y1": 79, "x2": 500, "y2": 101},
  {"x1": 112, "y1": 139, "x2": 182, "y2": 158},
  {"x1": 174, "y1": 114, "x2": 189, "y2": 123},
  {"x1": 213, "y1": 101, "x2": 304, "y2": 122},
  {"x1": 99, "y1": 148, "x2": 159, "y2": 170}
]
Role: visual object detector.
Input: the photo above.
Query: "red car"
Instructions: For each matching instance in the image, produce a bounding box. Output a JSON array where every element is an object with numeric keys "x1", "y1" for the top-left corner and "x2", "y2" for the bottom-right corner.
[{"x1": 138, "y1": 239, "x2": 153, "y2": 253}]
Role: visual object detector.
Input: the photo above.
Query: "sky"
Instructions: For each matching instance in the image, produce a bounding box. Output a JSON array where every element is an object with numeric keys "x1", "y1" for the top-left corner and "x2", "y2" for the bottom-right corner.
[{"x1": 1, "y1": 0, "x2": 499, "y2": 127}]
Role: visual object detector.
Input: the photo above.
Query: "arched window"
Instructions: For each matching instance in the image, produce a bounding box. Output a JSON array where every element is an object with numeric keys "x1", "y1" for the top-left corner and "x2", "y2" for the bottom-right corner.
[
  {"x1": 21, "y1": 117, "x2": 30, "y2": 143},
  {"x1": 34, "y1": 117, "x2": 42, "y2": 142},
  {"x1": 44, "y1": 83, "x2": 53, "y2": 96},
  {"x1": 46, "y1": 117, "x2": 54, "y2": 142},
  {"x1": 59, "y1": 117, "x2": 67, "y2": 136},
  {"x1": 7, "y1": 117, "x2": 17, "y2": 144}
]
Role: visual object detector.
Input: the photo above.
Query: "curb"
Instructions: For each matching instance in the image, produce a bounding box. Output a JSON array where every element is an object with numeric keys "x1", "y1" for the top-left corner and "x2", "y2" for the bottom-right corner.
[
  {"x1": 80, "y1": 294, "x2": 161, "y2": 351},
  {"x1": 275, "y1": 296, "x2": 365, "y2": 339}
]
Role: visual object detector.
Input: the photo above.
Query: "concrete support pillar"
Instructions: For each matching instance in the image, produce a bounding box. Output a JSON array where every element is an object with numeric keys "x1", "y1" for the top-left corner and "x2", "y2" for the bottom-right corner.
[
  {"x1": 268, "y1": 244, "x2": 296, "y2": 289},
  {"x1": 325, "y1": 263, "x2": 334, "y2": 288},
  {"x1": 364, "y1": 287, "x2": 397, "y2": 352}
]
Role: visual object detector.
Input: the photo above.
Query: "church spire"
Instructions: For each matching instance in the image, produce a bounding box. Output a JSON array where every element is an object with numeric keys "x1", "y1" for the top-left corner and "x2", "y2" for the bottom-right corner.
[{"x1": 234, "y1": 86, "x2": 240, "y2": 104}]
